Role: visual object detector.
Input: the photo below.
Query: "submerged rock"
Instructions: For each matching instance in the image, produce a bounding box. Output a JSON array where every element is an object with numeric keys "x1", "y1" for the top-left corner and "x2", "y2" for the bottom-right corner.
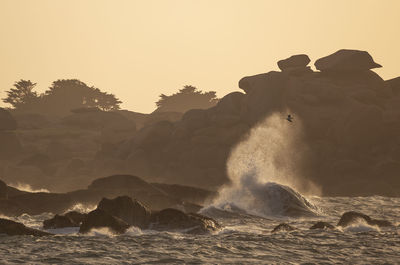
[
  {"x1": 79, "y1": 209, "x2": 130, "y2": 234},
  {"x1": 149, "y1": 208, "x2": 221, "y2": 234},
  {"x1": 271, "y1": 223, "x2": 296, "y2": 233},
  {"x1": 309, "y1": 221, "x2": 335, "y2": 230},
  {"x1": 337, "y1": 211, "x2": 392, "y2": 228},
  {"x1": 315, "y1": 49, "x2": 381, "y2": 72},
  {"x1": 97, "y1": 196, "x2": 151, "y2": 229},
  {"x1": 0, "y1": 218, "x2": 51, "y2": 236}
]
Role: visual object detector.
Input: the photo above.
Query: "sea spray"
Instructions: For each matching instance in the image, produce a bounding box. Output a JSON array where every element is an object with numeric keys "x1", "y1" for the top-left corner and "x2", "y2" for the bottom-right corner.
[{"x1": 212, "y1": 112, "x2": 320, "y2": 217}]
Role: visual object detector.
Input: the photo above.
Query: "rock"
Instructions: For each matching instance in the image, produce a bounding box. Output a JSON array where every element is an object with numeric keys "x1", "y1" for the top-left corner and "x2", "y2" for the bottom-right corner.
[
  {"x1": 309, "y1": 221, "x2": 335, "y2": 230},
  {"x1": 149, "y1": 208, "x2": 221, "y2": 234},
  {"x1": 271, "y1": 223, "x2": 296, "y2": 233},
  {"x1": 0, "y1": 180, "x2": 8, "y2": 199},
  {"x1": 277, "y1": 54, "x2": 311, "y2": 71},
  {"x1": 315, "y1": 49, "x2": 381, "y2": 72},
  {"x1": 79, "y1": 209, "x2": 130, "y2": 234},
  {"x1": 386, "y1": 77, "x2": 400, "y2": 96},
  {"x1": 64, "y1": 211, "x2": 87, "y2": 225},
  {"x1": 43, "y1": 214, "x2": 78, "y2": 229},
  {"x1": 97, "y1": 196, "x2": 151, "y2": 229},
  {"x1": 43, "y1": 211, "x2": 87, "y2": 229},
  {"x1": 0, "y1": 218, "x2": 51, "y2": 236},
  {"x1": 0, "y1": 108, "x2": 17, "y2": 131},
  {"x1": 337, "y1": 211, "x2": 393, "y2": 228}
]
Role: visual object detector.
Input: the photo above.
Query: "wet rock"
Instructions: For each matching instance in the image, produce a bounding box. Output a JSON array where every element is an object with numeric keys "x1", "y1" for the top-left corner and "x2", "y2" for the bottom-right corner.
[
  {"x1": 43, "y1": 214, "x2": 78, "y2": 229},
  {"x1": 315, "y1": 49, "x2": 381, "y2": 72},
  {"x1": 271, "y1": 223, "x2": 296, "y2": 233},
  {"x1": 0, "y1": 108, "x2": 17, "y2": 131},
  {"x1": 64, "y1": 211, "x2": 87, "y2": 225},
  {"x1": 309, "y1": 221, "x2": 335, "y2": 230},
  {"x1": 0, "y1": 218, "x2": 51, "y2": 236},
  {"x1": 277, "y1": 54, "x2": 311, "y2": 71},
  {"x1": 97, "y1": 196, "x2": 151, "y2": 229},
  {"x1": 43, "y1": 211, "x2": 87, "y2": 229},
  {"x1": 149, "y1": 208, "x2": 221, "y2": 234},
  {"x1": 79, "y1": 209, "x2": 130, "y2": 234},
  {"x1": 337, "y1": 211, "x2": 393, "y2": 228}
]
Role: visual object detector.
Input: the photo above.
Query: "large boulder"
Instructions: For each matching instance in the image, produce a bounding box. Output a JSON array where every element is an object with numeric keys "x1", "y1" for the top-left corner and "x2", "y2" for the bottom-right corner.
[
  {"x1": 97, "y1": 196, "x2": 151, "y2": 229},
  {"x1": 0, "y1": 218, "x2": 51, "y2": 236},
  {"x1": 0, "y1": 108, "x2": 17, "y2": 131},
  {"x1": 79, "y1": 208, "x2": 130, "y2": 234},
  {"x1": 149, "y1": 208, "x2": 221, "y2": 234},
  {"x1": 337, "y1": 211, "x2": 393, "y2": 228},
  {"x1": 43, "y1": 211, "x2": 87, "y2": 229},
  {"x1": 277, "y1": 54, "x2": 311, "y2": 74},
  {"x1": 315, "y1": 49, "x2": 382, "y2": 72},
  {"x1": 386, "y1": 77, "x2": 400, "y2": 96}
]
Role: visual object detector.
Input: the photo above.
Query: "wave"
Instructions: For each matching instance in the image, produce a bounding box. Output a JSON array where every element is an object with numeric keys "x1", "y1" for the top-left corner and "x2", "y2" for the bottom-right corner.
[{"x1": 209, "y1": 113, "x2": 319, "y2": 218}]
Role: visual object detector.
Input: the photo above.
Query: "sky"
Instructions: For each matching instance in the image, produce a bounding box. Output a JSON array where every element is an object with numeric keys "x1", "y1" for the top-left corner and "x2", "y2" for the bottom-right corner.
[{"x1": 0, "y1": 0, "x2": 399, "y2": 113}]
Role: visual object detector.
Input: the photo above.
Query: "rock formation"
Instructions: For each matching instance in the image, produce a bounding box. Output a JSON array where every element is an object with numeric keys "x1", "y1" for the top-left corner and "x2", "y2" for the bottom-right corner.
[
  {"x1": 271, "y1": 223, "x2": 296, "y2": 233},
  {"x1": 79, "y1": 208, "x2": 130, "y2": 234},
  {"x1": 337, "y1": 211, "x2": 392, "y2": 228},
  {"x1": 0, "y1": 218, "x2": 51, "y2": 236}
]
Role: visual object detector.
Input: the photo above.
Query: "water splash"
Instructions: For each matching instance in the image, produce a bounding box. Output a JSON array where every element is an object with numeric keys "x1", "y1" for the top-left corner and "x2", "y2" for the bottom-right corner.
[
  {"x1": 212, "y1": 112, "x2": 320, "y2": 218},
  {"x1": 8, "y1": 183, "x2": 50, "y2": 193}
]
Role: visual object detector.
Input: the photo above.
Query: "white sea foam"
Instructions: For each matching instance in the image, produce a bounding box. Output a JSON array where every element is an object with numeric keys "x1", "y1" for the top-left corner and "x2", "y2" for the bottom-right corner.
[
  {"x1": 211, "y1": 113, "x2": 319, "y2": 218},
  {"x1": 7, "y1": 182, "x2": 50, "y2": 193}
]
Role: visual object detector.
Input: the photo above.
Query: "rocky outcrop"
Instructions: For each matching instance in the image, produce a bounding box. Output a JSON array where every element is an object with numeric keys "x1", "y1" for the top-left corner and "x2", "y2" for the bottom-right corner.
[
  {"x1": 271, "y1": 223, "x2": 296, "y2": 233},
  {"x1": 337, "y1": 211, "x2": 393, "y2": 228},
  {"x1": 0, "y1": 218, "x2": 51, "y2": 236},
  {"x1": 97, "y1": 196, "x2": 151, "y2": 229},
  {"x1": 149, "y1": 208, "x2": 220, "y2": 234},
  {"x1": 79, "y1": 209, "x2": 130, "y2": 234},
  {"x1": 277, "y1": 54, "x2": 313, "y2": 75},
  {"x1": 309, "y1": 221, "x2": 335, "y2": 230},
  {"x1": 315, "y1": 49, "x2": 382, "y2": 72}
]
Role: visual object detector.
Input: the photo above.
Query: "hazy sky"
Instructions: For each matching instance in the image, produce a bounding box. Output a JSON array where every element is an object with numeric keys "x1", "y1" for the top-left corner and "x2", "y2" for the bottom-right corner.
[{"x1": 1, "y1": 0, "x2": 399, "y2": 113}]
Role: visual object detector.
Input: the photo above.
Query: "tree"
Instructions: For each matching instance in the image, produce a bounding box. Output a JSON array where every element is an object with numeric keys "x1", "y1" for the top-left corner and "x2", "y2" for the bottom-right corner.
[
  {"x1": 2, "y1": 80, "x2": 40, "y2": 109},
  {"x1": 42, "y1": 79, "x2": 121, "y2": 114},
  {"x1": 155, "y1": 85, "x2": 219, "y2": 113}
]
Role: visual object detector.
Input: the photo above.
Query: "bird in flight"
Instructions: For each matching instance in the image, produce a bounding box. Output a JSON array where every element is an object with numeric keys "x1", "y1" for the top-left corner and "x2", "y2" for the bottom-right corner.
[{"x1": 286, "y1": 114, "x2": 293, "y2": 123}]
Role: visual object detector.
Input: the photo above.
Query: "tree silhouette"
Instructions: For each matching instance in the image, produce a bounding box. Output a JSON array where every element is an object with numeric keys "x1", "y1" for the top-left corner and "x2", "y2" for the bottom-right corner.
[
  {"x1": 155, "y1": 85, "x2": 218, "y2": 113},
  {"x1": 42, "y1": 79, "x2": 121, "y2": 114},
  {"x1": 2, "y1": 80, "x2": 40, "y2": 109}
]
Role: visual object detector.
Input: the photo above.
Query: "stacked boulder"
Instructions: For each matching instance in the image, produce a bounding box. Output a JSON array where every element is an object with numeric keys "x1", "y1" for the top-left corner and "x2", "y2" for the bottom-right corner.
[{"x1": 0, "y1": 108, "x2": 22, "y2": 158}]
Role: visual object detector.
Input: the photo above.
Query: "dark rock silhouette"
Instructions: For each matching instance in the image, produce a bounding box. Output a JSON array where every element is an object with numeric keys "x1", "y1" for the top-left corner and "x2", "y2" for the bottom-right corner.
[
  {"x1": 43, "y1": 214, "x2": 78, "y2": 229},
  {"x1": 79, "y1": 208, "x2": 130, "y2": 234},
  {"x1": 149, "y1": 208, "x2": 220, "y2": 234},
  {"x1": 315, "y1": 49, "x2": 382, "y2": 72},
  {"x1": 0, "y1": 218, "x2": 51, "y2": 236},
  {"x1": 337, "y1": 211, "x2": 393, "y2": 228},
  {"x1": 43, "y1": 211, "x2": 87, "y2": 229},
  {"x1": 271, "y1": 223, "x2": 296, "y2": 233},
  {"x1": 97, "y1": 196, "x2": 151, "y2": 229},
  {"x1": 309, "y1": 221, "x2": 335, "y2": 230},
  {"x1": 0, "y1": 180, "x2": 8, "y2": 199},
  {"x1": 0, "y1": 108, "x2": 22, "y2": 158}
]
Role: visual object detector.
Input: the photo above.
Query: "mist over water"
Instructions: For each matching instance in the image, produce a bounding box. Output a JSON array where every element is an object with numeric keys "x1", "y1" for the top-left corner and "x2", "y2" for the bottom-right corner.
[{"x1": 212, "y1": 112, "x2": 320, "y2": 217}]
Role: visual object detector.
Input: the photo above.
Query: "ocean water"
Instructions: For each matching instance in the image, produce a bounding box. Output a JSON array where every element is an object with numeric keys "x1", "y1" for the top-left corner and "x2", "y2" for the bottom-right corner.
[{"x1": 0, "y1": 195, "x2": 399, "y2": 264}]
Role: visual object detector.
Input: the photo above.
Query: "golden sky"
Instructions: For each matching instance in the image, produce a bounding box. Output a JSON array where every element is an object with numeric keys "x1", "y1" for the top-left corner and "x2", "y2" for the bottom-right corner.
[{"x1": 1, "y1": 0, "x2": 399, "y2": 113}]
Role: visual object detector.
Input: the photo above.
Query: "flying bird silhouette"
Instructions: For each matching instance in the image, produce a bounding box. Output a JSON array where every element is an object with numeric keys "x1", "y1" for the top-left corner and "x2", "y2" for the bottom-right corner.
[{"x1": 286, "y1": 114, "x2": 293, "y2": 123}]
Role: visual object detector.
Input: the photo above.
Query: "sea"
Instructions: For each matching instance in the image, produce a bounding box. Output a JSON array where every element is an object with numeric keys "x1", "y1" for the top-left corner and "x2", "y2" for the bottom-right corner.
[{"x1": 0, "y1": 195, "x2": 399, "y2": 264}]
